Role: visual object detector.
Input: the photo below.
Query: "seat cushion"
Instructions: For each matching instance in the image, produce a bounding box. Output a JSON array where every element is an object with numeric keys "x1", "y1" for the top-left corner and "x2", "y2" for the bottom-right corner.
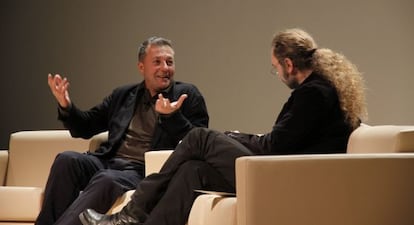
[
  {"x1": 106, "y1": 190, "x2": 135, "y2": 214},
  {"x1": 188, "y1": 194, "x2": 236, "y2": 225},
  {"x1": 0, "y1": 186, "x2": 43, "y2": 221}
]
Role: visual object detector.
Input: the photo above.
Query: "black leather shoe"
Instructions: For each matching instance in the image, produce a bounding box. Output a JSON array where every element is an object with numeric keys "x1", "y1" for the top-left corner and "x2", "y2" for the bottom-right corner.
[{"x1": 79, "y1": 209, "x2": 142, "y2": 225}]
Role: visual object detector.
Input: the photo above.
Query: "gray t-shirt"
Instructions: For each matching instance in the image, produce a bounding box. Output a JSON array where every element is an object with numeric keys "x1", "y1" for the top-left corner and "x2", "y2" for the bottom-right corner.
[{"x1": 116, "y1": 90, "x2": 158, "y2": 162}]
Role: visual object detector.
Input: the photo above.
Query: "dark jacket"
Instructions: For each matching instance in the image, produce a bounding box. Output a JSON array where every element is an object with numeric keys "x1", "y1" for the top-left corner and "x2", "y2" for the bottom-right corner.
[
  {"x1": 227, "y1": 73, "x2": 353, "y2": 155},
  {"x1": 58, "y1": 81, "x2": 209, "y2": 158}
]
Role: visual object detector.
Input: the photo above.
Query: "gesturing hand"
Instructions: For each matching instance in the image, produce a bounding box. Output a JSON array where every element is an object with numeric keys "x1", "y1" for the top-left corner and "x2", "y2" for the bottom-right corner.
[
  {"x1": 47, "y1": 73, "x2": 71, "y2": 108},
  {"x1": 155, "y1": 93, "x2": 187, "y2": 115}
]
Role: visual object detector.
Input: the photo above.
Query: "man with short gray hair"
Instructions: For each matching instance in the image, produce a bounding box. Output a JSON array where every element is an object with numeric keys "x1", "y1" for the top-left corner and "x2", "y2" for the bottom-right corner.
[{"x1": 35, "y1": 36, "x2": 209, "y2": 225}]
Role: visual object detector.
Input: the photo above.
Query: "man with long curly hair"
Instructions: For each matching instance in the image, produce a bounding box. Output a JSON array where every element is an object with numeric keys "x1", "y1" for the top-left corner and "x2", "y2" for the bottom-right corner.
[{"x1": 79, "y1": 28, "x2": 368, "y2": 225}]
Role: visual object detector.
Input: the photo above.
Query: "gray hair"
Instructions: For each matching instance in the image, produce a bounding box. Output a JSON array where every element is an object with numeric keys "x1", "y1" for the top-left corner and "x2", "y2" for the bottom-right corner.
[{"x1": 138, "y1": 36, "x2": 173, "y2": 62}]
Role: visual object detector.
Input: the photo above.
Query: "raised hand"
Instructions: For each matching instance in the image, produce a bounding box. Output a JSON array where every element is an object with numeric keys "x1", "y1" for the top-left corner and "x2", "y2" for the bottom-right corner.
[
  {"x1": 155, "y1": 93, "x2": 187, "y2": 115},
  {"x1": 47, "y1": 73, "x2": 71, "y2": 108}
]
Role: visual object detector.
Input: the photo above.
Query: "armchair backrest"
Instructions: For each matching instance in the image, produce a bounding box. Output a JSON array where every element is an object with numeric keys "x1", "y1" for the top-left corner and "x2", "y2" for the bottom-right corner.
[
  {"x1": 347, "y1": 124, "x2": 414, "y2": 153},
  {"x1": 6, "y1": 130, "x2": 90, "y2": 187}
]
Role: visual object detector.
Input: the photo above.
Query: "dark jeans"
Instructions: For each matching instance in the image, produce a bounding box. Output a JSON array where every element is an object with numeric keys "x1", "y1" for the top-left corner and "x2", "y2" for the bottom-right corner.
[
  {"x1": 130, "y1": 127, "x2": 254, "y2": 225},
  {"x1": 35, "y1": 151, "x2": 144, "y2": 225}
]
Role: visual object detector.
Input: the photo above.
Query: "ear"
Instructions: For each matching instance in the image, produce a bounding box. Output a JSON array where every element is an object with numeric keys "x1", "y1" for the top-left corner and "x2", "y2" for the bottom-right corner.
[
  {"x1": 284, "y1": 58, "x2": 294, "y2": 74},
  {"x1": 138, "y1": 62, "x2": 144, "y2": 74}
]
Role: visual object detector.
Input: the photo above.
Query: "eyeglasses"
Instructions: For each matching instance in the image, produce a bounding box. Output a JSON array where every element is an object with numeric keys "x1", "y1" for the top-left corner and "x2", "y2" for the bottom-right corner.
[{"x1": 270, "y1": 67, "x2": 278, "y2": 76}]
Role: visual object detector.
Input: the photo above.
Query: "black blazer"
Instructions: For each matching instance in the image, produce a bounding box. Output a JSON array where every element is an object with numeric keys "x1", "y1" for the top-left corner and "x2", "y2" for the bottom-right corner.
[
  {"x1": 58, "y1": 81, "x2": 209, "y2": 158},
  {"x1": 227, "y1": 73, "x2": 353, "y2": 155}
]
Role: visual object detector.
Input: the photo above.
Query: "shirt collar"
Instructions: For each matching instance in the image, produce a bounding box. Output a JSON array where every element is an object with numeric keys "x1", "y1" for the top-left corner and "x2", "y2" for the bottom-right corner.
[{"x1": 142, "y1": 82, "x2": 174, "y2": 105}]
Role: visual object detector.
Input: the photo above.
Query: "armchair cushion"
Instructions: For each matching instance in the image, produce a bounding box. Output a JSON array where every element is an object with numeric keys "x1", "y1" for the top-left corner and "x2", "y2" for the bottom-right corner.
[
  {"x1": 106, "y1": 190, "x2": 135, "y2": 215},
  {"x1": 0, "y1": 186, "x2": 43, "y2": 221},
  {"x1": 188, "y1": 194, "x2": 236, "y2": 225}
]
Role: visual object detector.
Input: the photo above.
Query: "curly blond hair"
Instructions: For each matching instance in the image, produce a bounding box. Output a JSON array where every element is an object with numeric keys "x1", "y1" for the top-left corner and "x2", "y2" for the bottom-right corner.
[
  {"x1": 272, "y1": 28, "x2": 367, "y2": 129},
  {"x1": 313, "y1": 49, "x2": 368, "y2": 129}
]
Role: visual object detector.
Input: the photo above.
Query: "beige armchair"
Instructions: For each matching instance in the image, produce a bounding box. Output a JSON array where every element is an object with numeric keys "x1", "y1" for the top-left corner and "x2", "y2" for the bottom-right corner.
[
  {"x1": 188, "y1": 124, "x2": 414, "y2": 225},
  {"x1": 0, "y1": 130, "x2": 91, "y2": 224},
  {"x1": 0, "y1": 130, "x2": 170, "y2": 225}
]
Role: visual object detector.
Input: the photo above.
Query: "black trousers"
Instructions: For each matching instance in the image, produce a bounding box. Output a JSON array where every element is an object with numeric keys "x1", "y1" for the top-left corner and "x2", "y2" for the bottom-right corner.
[
  {"x1": 130, "y1": 127, "x2": 254, "y2": 225},
  {"x1": 35, "y1": 151, "x2": 144, "y2": 225}
]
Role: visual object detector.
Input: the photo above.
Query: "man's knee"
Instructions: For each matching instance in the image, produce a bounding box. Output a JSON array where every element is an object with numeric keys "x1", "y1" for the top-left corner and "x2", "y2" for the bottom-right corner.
[
  {"x1": 178, "y1": 160, "x2": 207, "y2": 173},
  {"x1": 175, "y1": 161, "x2": 215, "y2": 183},
  {"x1": 53, "y1": 151, "x2": 84, "y2": 169},
  {"x1": 89, "y1": 171, "x2": 118, "y2": 187},
  {"x1": 176, "y1": 160, "x2": 232, "y2": 191},
  {"x1": 187, "y1": 127, "x2": 209, "y2": 137},
  {"x1": 184, "y1": 127, "x2": 222, "y2": 144},
  {"x1": 85, "y1": 171, "x2": 126, "y2": 196}
]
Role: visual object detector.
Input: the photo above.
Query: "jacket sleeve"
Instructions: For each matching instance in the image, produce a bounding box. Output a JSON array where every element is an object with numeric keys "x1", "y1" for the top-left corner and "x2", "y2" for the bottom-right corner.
[
  {"x1": 225, "y1": 85, "x2": 334, "y2": 155},
  {"x1": 57, "y1": 95, "x2": 111, "y2": 139},
  {"x1": 224, "y1": 131, "x2": 267, "y2": 155},
  {"x1": 265, "y1": 85, "x2": 334, "y2": 154}
]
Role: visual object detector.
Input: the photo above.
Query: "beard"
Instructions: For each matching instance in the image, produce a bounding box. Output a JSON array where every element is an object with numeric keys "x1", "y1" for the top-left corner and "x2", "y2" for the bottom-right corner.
[{"x1": 280, "y1": 67, "x2": 300, "y2": 89}]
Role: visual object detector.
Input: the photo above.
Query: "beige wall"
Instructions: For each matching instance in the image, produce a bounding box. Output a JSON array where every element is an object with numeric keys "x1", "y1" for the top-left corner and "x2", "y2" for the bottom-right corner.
[{"x1": 1, "y1": 0, "x2": 413, "y2": 149}]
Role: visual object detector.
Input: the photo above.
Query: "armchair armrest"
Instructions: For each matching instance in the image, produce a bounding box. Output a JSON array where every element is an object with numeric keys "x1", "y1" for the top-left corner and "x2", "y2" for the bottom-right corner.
[
  {"x1": 144, "y1": 150, "x2": 173, "y2": 176},
  {"x1": 88, "y1": 132, "x2": 108, "y2": 152},
  {"x1": 107, "y1": 150, "x2": 174, "y2": 214},
  {"x1": 236, "y1": 153, "x2": 414, "y2": 225},
  {"x1": 0, "y1": 150, "x2": 8, "y2": 185}
]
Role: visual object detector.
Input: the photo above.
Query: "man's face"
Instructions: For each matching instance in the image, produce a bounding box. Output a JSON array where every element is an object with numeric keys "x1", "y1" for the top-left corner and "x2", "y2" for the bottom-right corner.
[
  {"x1": 138, "y1": 45, "x2": 175, "y2": 96},
  {"x1": 271, "y1": 53, "x2": 299, "y2": 89}
]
